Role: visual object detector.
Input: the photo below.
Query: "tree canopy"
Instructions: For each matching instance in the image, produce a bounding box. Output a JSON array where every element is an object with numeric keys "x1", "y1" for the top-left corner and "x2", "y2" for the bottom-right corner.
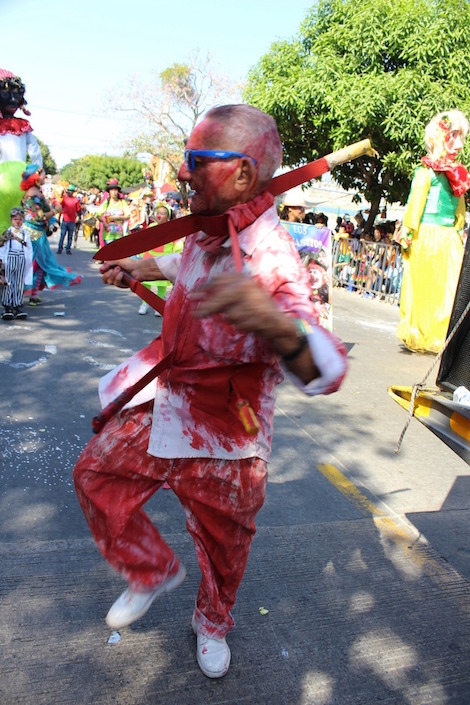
[
  {"x1": 59, "y1": 155, "x2": 146, "y2": 191},
  {"x1": 112, "y1": 53, "x2": 239, "y2": 185},
  {"x1": 244, "y1": 0, "x2": 470, "y2": 223},
  {"x1": 36, "y1": 138, "x2": 58, "y2": 175}
]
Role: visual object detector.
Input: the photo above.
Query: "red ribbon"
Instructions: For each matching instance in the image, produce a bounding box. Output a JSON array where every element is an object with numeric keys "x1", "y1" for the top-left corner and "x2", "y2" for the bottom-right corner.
[
  {"x1": 90, "y1": 154, "x2": 334, "y2": 432},
  {"x1": 93, "y1": 156, "x2": 330, "y2": 263}
]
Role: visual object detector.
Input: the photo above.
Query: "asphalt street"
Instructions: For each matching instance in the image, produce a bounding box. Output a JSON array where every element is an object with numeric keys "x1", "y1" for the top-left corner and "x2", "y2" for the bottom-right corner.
[{"x1": 1, "y1": 233, "x2": 469, "y2": 705}]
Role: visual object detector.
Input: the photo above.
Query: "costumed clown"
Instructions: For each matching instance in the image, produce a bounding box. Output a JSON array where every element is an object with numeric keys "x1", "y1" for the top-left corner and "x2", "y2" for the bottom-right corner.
[
  {"x1": 396, "y1": 109, "x2": 470, "y2": 353},
  {"x1": 137, "y1": 201, "x2": 185, "y2": 315},
  {"x1": 95, "y1": 178, "x2": 130, "y2": 247},
  {"x1": 0, "y1": 69, "x2": 43, "y2": 234},
  {"x1": 21, "y1": 163, "x2": 81, "y2": 303}
]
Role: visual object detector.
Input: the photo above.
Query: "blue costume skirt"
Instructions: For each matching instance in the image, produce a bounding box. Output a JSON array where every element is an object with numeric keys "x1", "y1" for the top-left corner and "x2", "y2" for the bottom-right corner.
[{"x1": 27, "y1": 227, "x2": 82, "y2": 290}]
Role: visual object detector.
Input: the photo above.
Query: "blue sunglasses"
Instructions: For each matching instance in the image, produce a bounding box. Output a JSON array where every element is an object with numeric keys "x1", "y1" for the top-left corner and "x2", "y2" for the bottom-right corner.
[{"x1": 184, "y1": 149, "x2": 257, "y2": 171}]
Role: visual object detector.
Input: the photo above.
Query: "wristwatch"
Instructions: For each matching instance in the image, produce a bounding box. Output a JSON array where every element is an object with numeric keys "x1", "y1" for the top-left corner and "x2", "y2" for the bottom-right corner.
[{"x1": 282, "y1": 319, "x2": 311, "y2": 362}]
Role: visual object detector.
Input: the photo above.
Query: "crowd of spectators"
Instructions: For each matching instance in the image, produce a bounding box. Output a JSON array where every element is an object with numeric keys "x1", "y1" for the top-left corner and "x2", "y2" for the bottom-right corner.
[
  {"x1": 276, "y1": 199, "x2": 405, "y2": 303},
  {"x1": 331, "y1": 211, "x2": 403, "y2": 300},
  {"x1": 46, "y1": 181, "x2": 189, "y2": 248},
  {"x1": 47, "y1": 177, "x2": 464, "y2": 312}
]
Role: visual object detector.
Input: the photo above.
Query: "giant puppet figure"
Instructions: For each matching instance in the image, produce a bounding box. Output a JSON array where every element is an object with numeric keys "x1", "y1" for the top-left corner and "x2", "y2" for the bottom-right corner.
[
  {"x1": 0, "y1": 69, "x2": 43, "y2": 234},
  {"x1": 396, "y1": 110, "x2": 470, "y2": 353}
]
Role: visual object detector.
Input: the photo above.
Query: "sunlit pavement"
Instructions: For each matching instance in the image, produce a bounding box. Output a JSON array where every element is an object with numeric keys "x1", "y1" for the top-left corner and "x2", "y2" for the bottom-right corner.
[{"x1": 1, "y1": 234, "x2": 469, "y2": 704}]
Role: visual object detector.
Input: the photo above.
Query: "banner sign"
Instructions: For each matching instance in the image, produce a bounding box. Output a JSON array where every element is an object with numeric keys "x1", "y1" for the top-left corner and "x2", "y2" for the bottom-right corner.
[{"x1": 281, "y1": 221, "x2": 333, "y2": 330}]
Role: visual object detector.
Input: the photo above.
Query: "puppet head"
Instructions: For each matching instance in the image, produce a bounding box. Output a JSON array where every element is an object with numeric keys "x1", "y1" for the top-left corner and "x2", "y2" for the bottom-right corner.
[
  {"x1": 425, "y1": 109, "x2": 469, "y2": 163},
  {"x1": 0, "y1": 69, "x2": 31, "y2": 118}
]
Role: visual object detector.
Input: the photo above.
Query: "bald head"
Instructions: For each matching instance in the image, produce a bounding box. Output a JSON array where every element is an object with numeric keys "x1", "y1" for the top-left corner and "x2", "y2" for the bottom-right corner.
[{"x1": 204, "y1": 104, "x2": 283, "y2": 193}]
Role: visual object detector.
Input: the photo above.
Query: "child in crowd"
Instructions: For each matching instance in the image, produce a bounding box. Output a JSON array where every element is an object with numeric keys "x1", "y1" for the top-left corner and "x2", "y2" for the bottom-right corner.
[
  {"x1": 333, "y1": 223, "x2": 352, "y2": 283},
  {"x1": 0, "y1": 206, "x2": 33, "y2": 320},
  {"x1": 138, "y1": 202, "x2": 184, "y2": 316}
]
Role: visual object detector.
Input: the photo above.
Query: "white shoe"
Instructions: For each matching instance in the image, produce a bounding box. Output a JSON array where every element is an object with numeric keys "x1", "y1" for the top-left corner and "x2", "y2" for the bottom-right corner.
[
  {"x1": 192, "y1": 615, "x2": 231, "y2": 678},
  {"x1": 138, "y1": 302, "x2": 148, "y2": 315},
  {"x1": 154, "y1": 310, "x2": 162, "y2": 317},
  {"x1": 106, "y1": 564, "x2": 186, "y2": 629}
]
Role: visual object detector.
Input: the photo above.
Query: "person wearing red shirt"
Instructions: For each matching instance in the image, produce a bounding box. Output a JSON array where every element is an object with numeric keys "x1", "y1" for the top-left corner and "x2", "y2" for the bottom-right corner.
[{"x1": 58, "y1": 185, "x2": 81, "y2": 254}]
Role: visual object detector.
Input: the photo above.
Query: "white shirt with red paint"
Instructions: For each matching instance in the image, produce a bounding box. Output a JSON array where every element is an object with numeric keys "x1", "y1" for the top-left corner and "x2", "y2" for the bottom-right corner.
[
  {"x1": 99, "y1": 206, "x2": 347, "y2": 460},
  {"x1": 144, "y1": 205, "x2": 347, "y2": 461}
]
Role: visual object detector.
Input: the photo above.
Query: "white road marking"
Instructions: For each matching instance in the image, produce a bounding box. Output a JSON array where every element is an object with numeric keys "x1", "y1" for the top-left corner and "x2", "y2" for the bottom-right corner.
[
  {"x1": 0, "y1": 355, "x2": 48, "y2": 369},
  {"x1": 86, "y1": 338, "x2": 116, "y2": 349},
  {"x1": 90, "y1": 328, "x2": 125, "y2": 338},
  {"x1": 357, "y1": 319, "x2": 397, "y2": 333},
  {"x1": 83, "y1": 356, "x2": 116, "y2": 370}
]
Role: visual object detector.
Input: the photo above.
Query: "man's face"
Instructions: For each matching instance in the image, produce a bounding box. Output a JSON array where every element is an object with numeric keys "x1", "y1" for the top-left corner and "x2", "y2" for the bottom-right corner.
[
  {"x1": 177, "y1": 118, "x2": 243, "y2": 215},
  {"x1": 288, "y1": 206, "x2": 305, "y2": 223}
]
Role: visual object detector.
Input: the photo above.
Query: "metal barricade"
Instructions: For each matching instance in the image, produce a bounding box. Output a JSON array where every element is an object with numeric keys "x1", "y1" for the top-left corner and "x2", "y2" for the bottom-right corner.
[{"x1": 332, "y1": 237, "x2": 403, "y2": 304}]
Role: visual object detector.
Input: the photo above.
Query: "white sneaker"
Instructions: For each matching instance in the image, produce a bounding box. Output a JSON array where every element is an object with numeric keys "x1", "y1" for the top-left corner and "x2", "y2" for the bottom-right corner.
[
  {"x1": 154, "y1": 310, "x2": 162, "y2": 317},
  {"x1": 138, "y1": 302, "x2": 148, "y2": 315},
  {"x1": 192, "y1": 615, "x2": 231, "y2": 678},
  {"x1": 106, "y1": 564, "x2": 186, "y2": 629}
]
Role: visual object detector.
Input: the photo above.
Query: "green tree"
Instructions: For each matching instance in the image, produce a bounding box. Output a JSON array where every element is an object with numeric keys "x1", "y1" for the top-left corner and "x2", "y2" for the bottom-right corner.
[
  {"x1": 244, "y1": 0, "x2": 470, "y2": 226},
  {"x1": 111, "y1": 52, "x2": 239, "y2": 194},
  {"x1": 59, "y1": 155, "x2": 146, "y2": 191},
  {"x1": 31, "y1": 138, "x2": 57, "y2": 175}
]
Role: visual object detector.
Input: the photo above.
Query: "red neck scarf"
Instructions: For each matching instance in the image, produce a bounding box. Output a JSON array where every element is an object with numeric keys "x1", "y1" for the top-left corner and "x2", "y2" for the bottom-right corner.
[
  {"x1": 421, "y1": 156, "x2": 470, "y2": 197},
  {"x1": 0, "y1": 116, "x2": 32, "y2": 136},
  {"x1": 197, "y1": 191, "x2": 274, "y2": 255}
]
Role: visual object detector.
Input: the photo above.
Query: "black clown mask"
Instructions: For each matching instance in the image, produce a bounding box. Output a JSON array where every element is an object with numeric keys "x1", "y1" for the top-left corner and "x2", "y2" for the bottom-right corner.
[{"x1": 0, "y1": 76, "x2": 27, "y2": 117}]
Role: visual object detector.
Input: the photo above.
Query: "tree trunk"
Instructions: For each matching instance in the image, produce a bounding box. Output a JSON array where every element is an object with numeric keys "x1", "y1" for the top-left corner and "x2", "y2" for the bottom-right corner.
[
  {"x1": 365, "y1": 198, "x2": 381, "y2": 233},
  {"x1": 364, "y1": 170, "x2": 390, "y2": 233}
]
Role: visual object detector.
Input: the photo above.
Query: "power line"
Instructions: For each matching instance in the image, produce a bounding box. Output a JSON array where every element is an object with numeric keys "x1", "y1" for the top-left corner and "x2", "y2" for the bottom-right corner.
[
  {"x1": 29, "y1": 103, "x2": 139, "y2": 122},
  {"x1": 48, "y1": 145, "x2": 120, "y2": 153},
  {"x1": 39, "y1": 136, "x2": 122, "y2": 148}
]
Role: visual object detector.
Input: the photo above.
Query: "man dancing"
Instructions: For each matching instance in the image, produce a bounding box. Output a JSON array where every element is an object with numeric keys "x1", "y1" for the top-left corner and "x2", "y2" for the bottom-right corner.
[{"x1": 74, "y1": 104, "x2": 348, "y2": 678}]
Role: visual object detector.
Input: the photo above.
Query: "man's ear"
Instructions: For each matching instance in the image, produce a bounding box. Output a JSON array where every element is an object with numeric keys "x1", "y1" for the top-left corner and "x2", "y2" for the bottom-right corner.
[{"x1": 233, "y1": 158, "x2": 258, "y2": 197}]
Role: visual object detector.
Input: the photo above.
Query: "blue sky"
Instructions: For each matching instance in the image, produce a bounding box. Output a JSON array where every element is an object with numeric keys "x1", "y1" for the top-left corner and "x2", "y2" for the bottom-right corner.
[{"x1": 2, "y1": 0, "x2": 312, "y2": 166}]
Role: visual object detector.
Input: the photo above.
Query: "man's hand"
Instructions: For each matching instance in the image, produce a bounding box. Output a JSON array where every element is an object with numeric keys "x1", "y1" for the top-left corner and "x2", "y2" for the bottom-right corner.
[
  {"x1": 100, "y1": 257, "x2": 164, "y2": 288},
  {"x1": 192, "y1": 273, "x2": 283, "y2": 337},
  {"x1": 192, "y1": 273, "x2": 319, "y2": 384}
]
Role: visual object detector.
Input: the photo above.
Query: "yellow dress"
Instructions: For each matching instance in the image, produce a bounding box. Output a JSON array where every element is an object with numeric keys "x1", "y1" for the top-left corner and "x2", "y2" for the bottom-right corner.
[{"x1": 397, "y1": 166, "x2": 465, "y2": 353}]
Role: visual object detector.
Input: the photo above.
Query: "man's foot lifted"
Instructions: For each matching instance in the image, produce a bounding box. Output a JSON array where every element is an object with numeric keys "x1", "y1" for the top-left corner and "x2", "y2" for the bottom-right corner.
[{"x1": 106, "y1": 563, "x2": 186, "y2": 629}]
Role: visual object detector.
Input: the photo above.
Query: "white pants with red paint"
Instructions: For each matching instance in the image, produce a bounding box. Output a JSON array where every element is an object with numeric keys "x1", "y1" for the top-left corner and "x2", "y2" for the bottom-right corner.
[{"x1": 73, "y1": 402, "x2": 267, "y2": 639}]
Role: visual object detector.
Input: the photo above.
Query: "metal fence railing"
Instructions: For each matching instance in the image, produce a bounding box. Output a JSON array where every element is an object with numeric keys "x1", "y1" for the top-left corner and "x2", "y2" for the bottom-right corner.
[{"x1": 332, "y1": 237, "x2": 403, "y2": 304}]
